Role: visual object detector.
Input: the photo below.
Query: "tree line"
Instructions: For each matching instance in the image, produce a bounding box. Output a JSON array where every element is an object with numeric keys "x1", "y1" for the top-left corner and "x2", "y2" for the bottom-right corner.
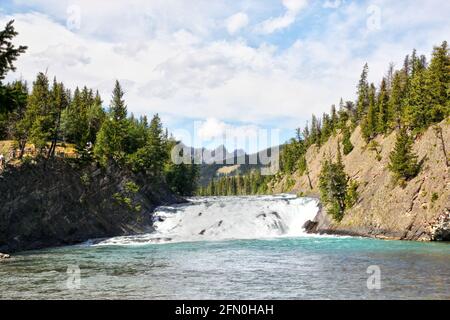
[
  {"x1": 198, "y1": 171, "x2": 271, "y2": 196},
  {"x1": 0, "y1": 20, "x2": 198, "y2": 196}
]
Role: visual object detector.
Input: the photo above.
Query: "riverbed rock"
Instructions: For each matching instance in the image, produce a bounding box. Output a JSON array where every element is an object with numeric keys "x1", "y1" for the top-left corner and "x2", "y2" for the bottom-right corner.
[
  {"x1": 0, "y1": 159, "x2": 185, "y2": 253},
  {"x1": 431, "y1": 210, "x2": 450, "y2": 241},
  {"x1": 272, "y1": 119, "x2": 450, "y2": 241},
  {"x1": 302, "y1": 220, "x2": 318, "y2": 233},
  {"x1": 0, "y1": 253, "x2": 10, "y2": 260}
]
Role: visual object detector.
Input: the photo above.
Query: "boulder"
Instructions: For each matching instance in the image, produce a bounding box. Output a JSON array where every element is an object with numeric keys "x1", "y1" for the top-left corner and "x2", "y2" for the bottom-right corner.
[
  {"x1": 302, "y1": 220, "x2": 318, "y2": 234},
  {"x1": 0, "y1": 253, "x2": 11, "y2": 260}
]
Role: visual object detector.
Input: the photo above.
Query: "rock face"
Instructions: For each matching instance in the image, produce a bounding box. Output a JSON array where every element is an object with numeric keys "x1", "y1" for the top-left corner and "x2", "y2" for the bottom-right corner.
[
  {"x1": 0, "y1": 159, "x2": 185, "y2": 253},
  {"x1": 273, "y1": 119, "x2": 450, "y2": 241}
]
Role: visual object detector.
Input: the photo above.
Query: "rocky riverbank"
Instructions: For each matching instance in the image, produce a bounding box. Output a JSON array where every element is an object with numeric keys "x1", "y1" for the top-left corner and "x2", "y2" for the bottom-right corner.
[
  {"x1": 0, "y1": 159, "x2": 185, "y2": 253},
  {"x1": 276, "y1": 119, "x2": 450, "y2": 241}
]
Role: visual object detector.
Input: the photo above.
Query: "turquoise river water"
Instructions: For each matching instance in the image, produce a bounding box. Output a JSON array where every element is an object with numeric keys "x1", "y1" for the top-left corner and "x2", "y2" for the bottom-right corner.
[{"x1": 0, "y1": 195, "x2": 448, "y2": 299}]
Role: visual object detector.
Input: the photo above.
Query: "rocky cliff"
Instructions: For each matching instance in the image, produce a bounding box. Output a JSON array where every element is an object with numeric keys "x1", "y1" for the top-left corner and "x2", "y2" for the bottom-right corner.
[
  {"x1": 0, "y1": 159, "x2": 184, "y2": 253},
  {"x1": 273, "y1": 119, "x2": 449, "y2": 241}
]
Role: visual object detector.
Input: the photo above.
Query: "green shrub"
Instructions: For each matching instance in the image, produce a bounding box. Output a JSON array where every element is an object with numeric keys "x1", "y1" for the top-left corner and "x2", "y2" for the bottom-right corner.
[{"x1": 431, "y1": 192, "x2": 439, "y2": 202}]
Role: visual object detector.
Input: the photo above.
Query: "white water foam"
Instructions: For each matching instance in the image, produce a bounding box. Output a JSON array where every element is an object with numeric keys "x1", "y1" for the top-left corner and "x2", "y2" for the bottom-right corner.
[{"x1": 94, "y1": 195, "x2": 320, "y2": 246}]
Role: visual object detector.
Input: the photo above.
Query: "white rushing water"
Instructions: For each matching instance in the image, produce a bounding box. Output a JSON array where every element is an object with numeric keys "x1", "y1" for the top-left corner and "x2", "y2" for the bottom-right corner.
[{"x1": 95, "y1": 195, "x2": 320, "y2": 246}]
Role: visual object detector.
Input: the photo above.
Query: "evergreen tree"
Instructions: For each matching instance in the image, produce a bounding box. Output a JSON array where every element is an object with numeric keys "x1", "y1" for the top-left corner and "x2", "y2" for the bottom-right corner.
[
  {"x1": 337, "y1": 98, "x2": 347, "y2": 129},
  {"x1": 321, "y1": 113, "x2": 332, "y2": 144},
  {"x1": 0, "y1": 20, "x2": 27, "y2": 81},
  {"x1": 388, "y1": 127, "x2": 419, "y2": 181},
  {"x1": 426, "y1": 41, "x2": 450, "y2": 123},
  {"x1": 0, "y1": 80, "x2": 28, "y2": 139},
  {"x1": 94, "y1": 81, "x2": 129, "y2": 164},
  {"x1": 110, "y1": 80, "x2": 127, "y2": 121},
  {"x1": 19, "y1": 73, "x2": 52, "y2": 154},
  {"x1": 165, "y1": 147, "x2": 199, "y2": 196},
  {"x1": 48, "y1": 78, "x2": 69, "y2": 158},
  {"x1": 388, "y1": 72, "x2": 405, "y2": 129},
  {"x1": 310, "y1": 114, "x2": 321, "y2": 145},
  {"x1": 361, "y1": 83, "x2": 377, "y2": 142},
  {"x1": 404, "y1": 65, "x2": 428, "y2": 131},
  {"x1": 330, "y1": 104, "x2": 338, "y2": 132},
  {"x1": 0, "y1": 20, "x2": 27, "y2": 139},
  {"x1": 128, "y1": 114, "x2": 168, "y2": 176},
  {"x1": 377, "y1": 78, "x2": 390, "y2": 134},
  {"x1": 356, "y1": 63, "x2": 370, "y2": 121},
  {"x1": 61, "y1": 87, "x2": 86, "y2": 145},
  {"x1": 386, "y1": 62, "x2": 395, "y2": 92},
  {"x1": 86, "y1": 91, "x2": 105, "y2": 144},
  {"x1": 318, "y1": 144, "x2": 349, "y2": 222}
]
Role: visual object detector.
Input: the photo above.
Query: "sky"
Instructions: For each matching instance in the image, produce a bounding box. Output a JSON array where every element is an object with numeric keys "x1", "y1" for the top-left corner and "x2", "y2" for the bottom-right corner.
[{"x1": 1, "y1": 0, "x2": 449, "y2": 152}]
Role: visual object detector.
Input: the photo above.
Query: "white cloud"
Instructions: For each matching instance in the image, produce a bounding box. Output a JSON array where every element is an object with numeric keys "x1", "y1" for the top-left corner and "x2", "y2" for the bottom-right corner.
[
  {"x1": 226, "y1": 12, "x2": 249, "y2": 35},
  {"x1": 195, "y1": 118, "x2": 263, "y2": 152},
  {"x1": 197, "y1": 118, "x2": 229, "y2": 140},
  {"x1": 282, "y1": 0, "x2": 308, "y2": 12},
  {"x1": 197, "y1": 118, "x2": 260, "y2": 141},
  {"x1": 256, "y1": 0, "x2": 308, "y2": 34},
  {"x1": 2, "y1": 0, "x2": 450, "y2": 140},
  {"x1": 322, "y1": 0, "x2": 342, "y2": 9}
]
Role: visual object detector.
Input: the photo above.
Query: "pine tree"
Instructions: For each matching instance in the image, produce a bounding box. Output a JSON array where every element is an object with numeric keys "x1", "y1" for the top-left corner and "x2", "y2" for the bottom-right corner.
[
  {"x1": 48, "y1": 79, "x2": 69, "y2": 158},
  {"x1": 337, "y1": 98, "x2": 347, "y2": 129},
  {"x1": 386, "y1": 62, "x2": 395, "y2": 92},
  {"x1": 404, "y1": 66, "x2": 428, "y2": 131},
  {"x1": 165, "y1": 147, "x2": 199, "y2": 196},
  {"x1": 426, "y1": 41, "x2": 450, "y2": 123},
  {"x1": 1, "y1": 80, "x2": 27, "y2": 139},
  {"x1": 0, "y1": 20, "x2": 27, "y2": 81},
  {"x1": 310, "y1": 115, "x2": 321, "y2": 145},
  {"x1": 61, "y1": 87, "x2": 87, "y2": 146},
  {"x1": 19, "y1": 73, "x2": 52, "y2": 154},
  {"x1": 377, "y1": 78, "x2": 390, "y2": 134},
  {"x1": 110, "y1": 80, "x2": 127, "y2": 121},
  {"x1": 388, "y1": 72, "x2": 404, "y2": 130},
  {"x1": 318, "y1": 143, "x2": 349, "y2": 222},
  {"x1": 361, "y1": 83, "x2": 377, "y2": 142},
  {"x1": 128, "y1": 114, "x2": 168, "y2": 176},
  {"x1": 388, "y1": 127, "x2": 419, "y2": 181},
  {"x1": 330, "y1": 104, "x2": 338, "y2": 132},
  {"x1": 356, "y1": 63, "x2": 370, "y2": 121},
  {"x1": 321, "y1": 113, "x2": 332, "y2": 144},
  {"x1": 94, "y1": 81, "x2": 129, "y2": 164},
  {"x1": 86, "y1": 91, "x2": 105, "y2": 144}
]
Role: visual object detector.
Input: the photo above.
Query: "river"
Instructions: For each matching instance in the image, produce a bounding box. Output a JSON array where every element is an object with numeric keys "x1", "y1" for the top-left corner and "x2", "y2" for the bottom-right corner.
[{"x1": 0, "y1": 195, "x2": 449, "y2": 299}]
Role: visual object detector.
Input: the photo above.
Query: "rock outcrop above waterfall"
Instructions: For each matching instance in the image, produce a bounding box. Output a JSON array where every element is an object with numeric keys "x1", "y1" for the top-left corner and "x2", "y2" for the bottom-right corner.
[
  {"x1": 273, "y1": 119, "x2": 450, "y2": 241},
  {"x1": 0, "y1": 159, "x2": 185, "y2": 253}
]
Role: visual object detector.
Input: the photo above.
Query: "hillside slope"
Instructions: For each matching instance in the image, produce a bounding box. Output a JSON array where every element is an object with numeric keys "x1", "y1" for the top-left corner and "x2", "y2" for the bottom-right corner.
[{"x1": 272, "y1": 119, "x2": 449, "y2": 241}]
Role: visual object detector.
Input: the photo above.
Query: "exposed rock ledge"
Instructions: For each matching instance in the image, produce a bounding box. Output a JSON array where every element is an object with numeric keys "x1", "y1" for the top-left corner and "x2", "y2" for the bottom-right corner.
[
  {"x1": 0, "y1": 159, "x2": 185, "y2": 253},
  {"x1": 304, "y1": 206, "x2": 450, "y2": 241}
]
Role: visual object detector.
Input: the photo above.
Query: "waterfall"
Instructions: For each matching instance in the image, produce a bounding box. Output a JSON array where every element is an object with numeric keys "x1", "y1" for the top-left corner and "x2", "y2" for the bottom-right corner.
[{"x1": 95, "y1": 195, "x2": 320, "y2": 246}]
